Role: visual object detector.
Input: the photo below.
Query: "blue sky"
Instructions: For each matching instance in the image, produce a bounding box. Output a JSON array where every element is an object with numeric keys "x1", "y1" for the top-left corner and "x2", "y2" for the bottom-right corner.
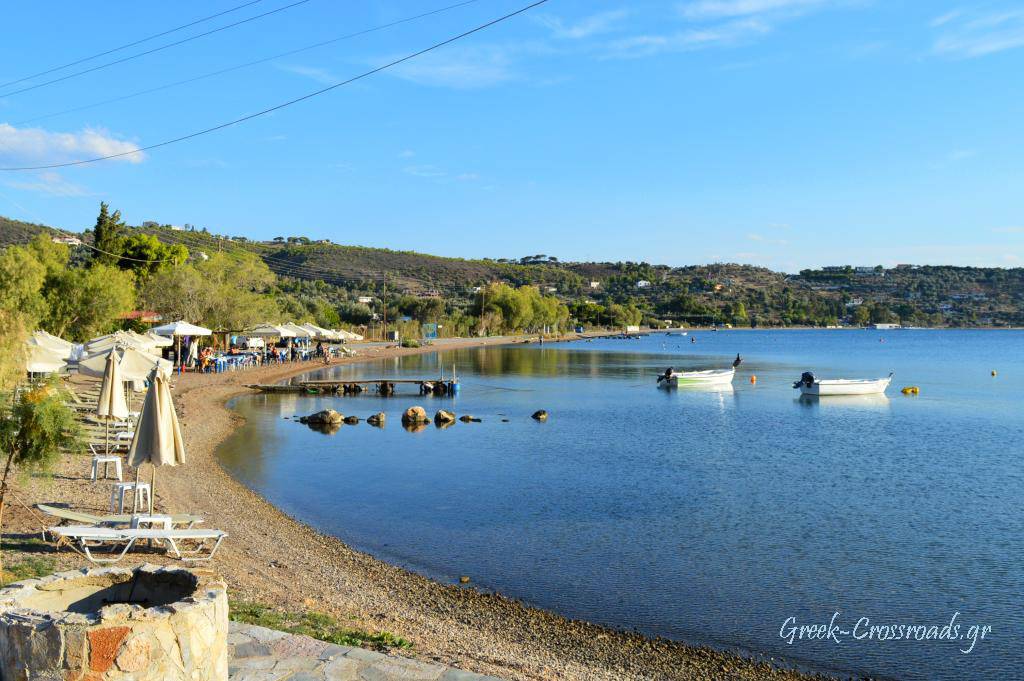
[{"x1": 1, "y1": 0, "x2": 1022, "y2": 272}]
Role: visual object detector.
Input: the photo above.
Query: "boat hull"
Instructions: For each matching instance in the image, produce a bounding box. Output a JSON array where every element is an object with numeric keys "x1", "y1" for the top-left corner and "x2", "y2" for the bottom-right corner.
[
  {"x1": 661, "y1": 368, "x2": 735, "y2": 388},
  {"x1": 799, "y1": 376, "x2": 892, "y2": 396}
]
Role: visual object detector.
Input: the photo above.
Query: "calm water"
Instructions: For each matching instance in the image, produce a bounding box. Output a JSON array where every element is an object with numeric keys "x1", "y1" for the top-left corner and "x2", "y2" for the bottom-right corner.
[{"x1": 219, "y1": 330, "x2": 1023, "y2": 679}]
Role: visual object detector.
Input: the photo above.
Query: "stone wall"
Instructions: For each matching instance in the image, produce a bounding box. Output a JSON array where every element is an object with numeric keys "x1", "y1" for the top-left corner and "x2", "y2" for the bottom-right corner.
[{"x1": 0, "y1": 564, "x2": 228, "y2": 680}]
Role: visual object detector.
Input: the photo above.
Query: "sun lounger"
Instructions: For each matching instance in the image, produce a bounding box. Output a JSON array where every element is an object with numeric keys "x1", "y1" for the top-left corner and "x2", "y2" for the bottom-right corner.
[
  {"x1": 38, "y1": 504, "x2": 203, "y2": 528},
  {"x1": 48, "y1": 525, "x2": 227, "y2": 564}
]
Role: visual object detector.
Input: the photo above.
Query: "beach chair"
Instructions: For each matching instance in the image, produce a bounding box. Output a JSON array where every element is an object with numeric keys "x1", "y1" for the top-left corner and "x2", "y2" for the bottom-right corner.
[
  {"x1": 38, "y1": 504, "x2": 203, "y2": 528},
  {"x1": 48, "y1": 525, "x2": 226, "y2": 564}
]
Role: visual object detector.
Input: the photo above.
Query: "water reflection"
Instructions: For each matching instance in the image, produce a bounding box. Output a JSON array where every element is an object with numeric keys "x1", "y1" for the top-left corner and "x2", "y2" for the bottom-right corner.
[
  {"x1": 796, "y1": 393, "x2": 891, "y2": 410},
  {"x1": 221, "y1": 331, "x2": 1024, "y2": 681}
]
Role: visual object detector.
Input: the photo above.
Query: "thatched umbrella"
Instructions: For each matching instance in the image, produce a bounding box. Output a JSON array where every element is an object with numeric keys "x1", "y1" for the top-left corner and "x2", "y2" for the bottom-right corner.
[
  {"x1": 127, "y1": 366, "x2": 185, "y2": 513},
  {"x1": 96, "y1": 352, "x2": 129, "y2": 455}
]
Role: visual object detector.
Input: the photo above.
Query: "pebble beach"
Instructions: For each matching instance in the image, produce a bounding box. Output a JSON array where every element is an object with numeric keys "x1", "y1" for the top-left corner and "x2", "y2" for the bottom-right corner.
[{"x1": 5, "y1": 336, "x2": 821, "y2": 681}]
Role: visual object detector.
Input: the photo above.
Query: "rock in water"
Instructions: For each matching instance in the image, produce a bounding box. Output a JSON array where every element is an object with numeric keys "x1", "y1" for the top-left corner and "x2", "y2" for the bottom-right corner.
[
  {"x1": 434, "y1": 409, "x2": 456, "y2": 425},
  {"x1": 459, "y1": 414, "x2": 481, "y2": 423},
  {"x1": 531, "y1": 410, "x2": 549, "y2": 421},
  {"x1": 402, "y1": 406, "x2": 429, "y2": 425},
  {"x1": 307, "y1": 409, "x2": 343, "y2": 425},
  {"x1": 367, "y1": 412, "x2": 386, "y2": 427},
  {"x1": 343, "y1": 415, "x2": 360, "y2": 425}
]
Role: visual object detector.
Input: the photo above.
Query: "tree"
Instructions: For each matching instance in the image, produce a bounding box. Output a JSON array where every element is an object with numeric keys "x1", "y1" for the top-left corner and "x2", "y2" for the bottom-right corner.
[
  {"x1": 0, "y1": 243, "x2": 47, "y2": 326},
  {"x1": 141, "y1": 252, "x2": 279, "y2": 329},
  {"x1": 0, "y1": 378, "x2": 80, "y2": 572},
  {"x1": 853, "y1": 305, "x2": 871, "y2": 326},
  {"x1": 91, "y1": 202, "x2": 127, "y2": 266},
  {"x1": 119, "y1": 233, "x2": 188, "y2": 276},
  {"x1": 43, "y1": 265, "x2": 136, "y2": 341}
]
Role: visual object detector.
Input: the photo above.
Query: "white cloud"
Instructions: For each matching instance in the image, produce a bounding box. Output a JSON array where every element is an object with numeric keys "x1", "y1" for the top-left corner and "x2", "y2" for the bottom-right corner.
[
  {"x1": 679, "y1": 0, "x2": 831, "y2": 20},
  {"x1": 3, "y1": 170, "x2": 88, "y2": 196},
  {"x1": 605, "y1": 19, "x2": 771, "y2": 58},
  {"x1": 403, "y1": 164, "x2": 446, "y2": 178},
  {"x1": 276, "y1": 64, "x2": 337, "y2": 85},
  {"x1": 992, "y1": 226, "x2": 1024, "y2": 234},
  {"x1": 457, "y1": 172, "x2": 479, "y2": 181},
  {"x1": 930, "y1": 9, "x2": 963, "y2": 28},
  {"x1": 0, "y1": 123, "x2": 143, "y2": 165},
  {"x1": 931, "y1": 7, "x2": 1024, "y2": 57},
  {"x1": 536, "y1": 10, "x2": 629, "y2": 39},
  {"x1": 388, "y1": 45, "x2": 518, "y2": 89},
  {"x1": 398, "y1": 149, "x2": 415, "y2": 158},
  {"x1": 746, "y1": 232, "x2": 789, "y2": 245}
]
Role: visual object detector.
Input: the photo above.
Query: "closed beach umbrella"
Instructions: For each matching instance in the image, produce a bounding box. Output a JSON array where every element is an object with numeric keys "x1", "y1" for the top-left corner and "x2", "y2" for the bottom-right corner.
[
  {"x1": 97, "y1": 352, "x2": 129, "y2": 455},
  {"x1": 128, "y1": 366, "x2": 185, "y2": 513}
]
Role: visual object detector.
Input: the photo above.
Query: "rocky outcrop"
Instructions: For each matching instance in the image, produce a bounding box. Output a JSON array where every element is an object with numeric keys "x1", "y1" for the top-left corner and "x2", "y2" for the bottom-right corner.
[
  {"x1": 531, "y1": 410, "x2": 549, "y2": 421},
  {"x1": 434, "y1": 410, "x2": 456, "y2": 425},
  {"x1": 402, "y1": 406, "x2": 429, "y2": 425},
  {"x1": 367, "y1": 412, "x2": 386, "y2": 427},
  {"x1": 301, "y1": 409, "x2": 343, "y2": 425},
  {"x1": 459, "y1": 415, "x2": 481, "y2": 423},
  {"x1": 343, "y1": 415, "x2": 360, "y2": 425}
]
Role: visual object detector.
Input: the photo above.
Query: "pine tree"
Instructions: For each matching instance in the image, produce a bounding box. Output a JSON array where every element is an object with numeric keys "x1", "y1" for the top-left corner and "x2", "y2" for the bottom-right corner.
[{"x1": 91, "y1": 202, "x2": 126, "y2": 266}]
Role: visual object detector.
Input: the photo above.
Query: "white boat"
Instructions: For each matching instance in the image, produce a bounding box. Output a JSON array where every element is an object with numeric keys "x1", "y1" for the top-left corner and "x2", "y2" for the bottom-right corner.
[
  {"x1": 794, "y1": 372, "x2": 892, "y2": 396},
  {"x1": 658, "y1": 367, "x2": 735, "y2": 388}
]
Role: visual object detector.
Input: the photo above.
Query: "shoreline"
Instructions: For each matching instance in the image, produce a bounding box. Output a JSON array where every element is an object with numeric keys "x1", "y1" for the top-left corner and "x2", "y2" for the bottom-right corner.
[{"x1": 10, "y1": 334, "x2": 821, "y2": 680}]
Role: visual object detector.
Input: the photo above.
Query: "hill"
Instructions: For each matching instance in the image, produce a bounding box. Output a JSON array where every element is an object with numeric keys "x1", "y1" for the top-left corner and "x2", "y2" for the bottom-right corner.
[{"x1": 3, "y1": 215, "x2": 1023, "y2": 327}]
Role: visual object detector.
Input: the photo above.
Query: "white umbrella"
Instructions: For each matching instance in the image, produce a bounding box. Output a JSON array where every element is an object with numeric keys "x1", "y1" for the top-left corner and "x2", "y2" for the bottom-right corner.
[
  {"x1": 80, "y1": 346, "x2": 171, "y2": 382},
  {"x1": 29, "y1": 330, "x2": 82, "y2": 361},
  {"x1": 150, "y1": 320, "x2": 213, "y2": 337},
  {"x1": 144, "y1": 330, "x2": 173, "y2": 348},
  {"x1": 150, "y1": 320, "x2": 212, "y2": 370},
  {"x1": 281, "y1": 322, "x2": 312, "y2": 338},
  {"x1": 247, "y1": 323, "x2": 294, "y2": 338},
  {"x1": 86, "y1": 331, "x2": 156, "y2": 355},
  {"x1": 335, "y1": 329, "x2": 364, "y2": 341},
  {"x1": 128, "y1": 366, "x2": 185, "y2": 513},
  {"x1": 97, "y1": 351, "x2": 129, "y2": 455},
  {"x1": 300, "y1": 323, "x2": 336, "y2": 340},
  {"x1": 25, "y1": 343, "x2": 67, "y2": 374}
]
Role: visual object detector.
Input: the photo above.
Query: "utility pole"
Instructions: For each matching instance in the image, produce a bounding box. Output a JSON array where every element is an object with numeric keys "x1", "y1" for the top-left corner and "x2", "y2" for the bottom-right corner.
[{"x1": 381, "y1": 275, "x2": 387, "y2": 342}]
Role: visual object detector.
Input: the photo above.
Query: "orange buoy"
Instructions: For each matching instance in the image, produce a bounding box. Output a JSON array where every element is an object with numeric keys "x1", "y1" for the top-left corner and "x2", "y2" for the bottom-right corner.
[{"x1": 749, "y1": 375, "x2": 757, "y2": 384}]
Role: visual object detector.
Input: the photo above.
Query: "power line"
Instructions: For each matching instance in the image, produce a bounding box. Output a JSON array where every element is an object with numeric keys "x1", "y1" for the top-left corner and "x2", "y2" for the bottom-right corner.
[
  {"x1": 0, "y1": 0, "x2": 267, "y2": 90},
  {"x1": 0, "y1": 0, "x2": 550, "y2": 172},
  {"x1": 14, "y1": 0, "x2": 483, "y2": 126},
  {"x1": 0, "y1": 0, "x2": 313, "y2": 99}
]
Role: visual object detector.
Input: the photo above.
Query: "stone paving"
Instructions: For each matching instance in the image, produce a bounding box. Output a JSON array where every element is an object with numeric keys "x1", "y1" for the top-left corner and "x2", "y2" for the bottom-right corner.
[{"x1": 229, "y1": 622, "x2": 505, "y2": 681}]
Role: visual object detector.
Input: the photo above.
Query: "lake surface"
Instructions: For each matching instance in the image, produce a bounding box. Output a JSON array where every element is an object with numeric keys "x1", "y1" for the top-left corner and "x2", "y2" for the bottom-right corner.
[{"x1": 219, "y1": 330, "x2": 1023, "y2": 680}]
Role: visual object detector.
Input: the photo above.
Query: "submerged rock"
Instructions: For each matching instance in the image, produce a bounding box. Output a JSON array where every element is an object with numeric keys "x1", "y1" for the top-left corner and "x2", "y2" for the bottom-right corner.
[
  {"x1": 531, "y1": 410, "x2": 549, "y2": 421},
  {"x1": 402, "y1": 406, "x2": 429, "y2": 425},
  {"x1": 343, "y1": 415, "x2": 360, "y2": 425},
  {"x1": 459, "y1": 415, "x2": 481, "y2": 423}
]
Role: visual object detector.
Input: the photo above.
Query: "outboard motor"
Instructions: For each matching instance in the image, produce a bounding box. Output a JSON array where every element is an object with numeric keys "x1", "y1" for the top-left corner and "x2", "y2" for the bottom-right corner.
[
  {"x1": 733, "y1": 353, "x2": 743, "y2": 368},
  {"x1": 793, "y1": 371, "x2": 815, "y2": 389},
  {"x1": 658, "y1": 367, "x2": 674, "y2": 383}
]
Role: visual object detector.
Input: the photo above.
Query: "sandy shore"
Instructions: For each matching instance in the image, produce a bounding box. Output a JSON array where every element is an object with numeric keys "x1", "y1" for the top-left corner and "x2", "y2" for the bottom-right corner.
[{"x1": 6, "y1": 335, "x2": 822, "y2": 681}]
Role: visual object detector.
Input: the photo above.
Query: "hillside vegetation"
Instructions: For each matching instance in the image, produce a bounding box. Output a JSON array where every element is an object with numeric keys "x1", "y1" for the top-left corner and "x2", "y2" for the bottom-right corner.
[{"x1": 3, "y1": 213, "x2": 1023, "y2": 328}]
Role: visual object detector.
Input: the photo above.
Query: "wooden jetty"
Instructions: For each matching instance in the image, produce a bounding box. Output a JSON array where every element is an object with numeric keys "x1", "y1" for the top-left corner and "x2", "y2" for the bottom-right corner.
[{"x1": 245, "y1": 378, "x2": 460, "y2": 397}]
